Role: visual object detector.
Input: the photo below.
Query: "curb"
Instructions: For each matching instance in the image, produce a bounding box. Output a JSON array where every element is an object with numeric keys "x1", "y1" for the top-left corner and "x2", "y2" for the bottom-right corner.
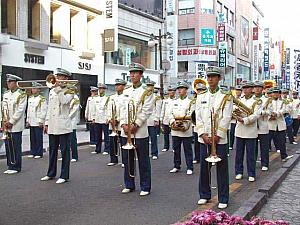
[
  {"x1": 233, "y1": 153, "x2": 300, "y2": 220},
  {"x1": 0, "y1": 142, "x2": 90, "y2": 160},
  {"x1": 231, "y1": 192, "x2": 267, "y2": 220}
]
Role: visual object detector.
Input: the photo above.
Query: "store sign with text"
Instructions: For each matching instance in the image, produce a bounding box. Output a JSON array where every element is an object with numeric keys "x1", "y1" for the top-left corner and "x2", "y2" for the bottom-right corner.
[
  {"x1": 177, "y1": 47, "x2": 217, "y2": 62},
  {"x1": 264, "y1": 28, "x2": 270, "y2": 79},
  {"x1": 217, "y1": 24, "x2": 226, "y2": 42},
  {"x1": 195, "y1": 62, "x2": 207, "y2": 78},
  {"x1": 218, "y1": 42, "x2": 227, "y2": 68},
  {"x1": 24, "y1": 53, "x2": 45, "y2": 64}
]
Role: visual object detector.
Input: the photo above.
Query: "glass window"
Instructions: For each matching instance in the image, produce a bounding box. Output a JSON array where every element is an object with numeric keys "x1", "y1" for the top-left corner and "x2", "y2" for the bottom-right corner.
[
  {"x1": 1, "y1": 0, "x2": 16, "y2": 35},
  {"x1": 50, "y1": 3, "x2": 61, "y2": 44},
  {"x1": 178, "y1": 29, "x2": 195, "y2": 46},
  {"x1": 224, "y1": 6, "x2": 229, "y2": 23},
  {"x1": 28, "y1": 0, "x2": 40, "y2": 40},
  {"x1": 105, "y1": 35, "x2": 153, "y2": 69},
  {"x1": 227, "y1": 35, "x2": 234, "y2": 54},
  {"x1": 178, "y1": 0, "x2": 195, "y2": 15},
  {"x1": 229, "y1": 11, "x2": 234, "y2": 27},
  {"x1": 217, "y1": 1, "x2": 222, "y2": 14},
  {"x1": 178, "y1": 61, "x2": 188, "y2": 72}
]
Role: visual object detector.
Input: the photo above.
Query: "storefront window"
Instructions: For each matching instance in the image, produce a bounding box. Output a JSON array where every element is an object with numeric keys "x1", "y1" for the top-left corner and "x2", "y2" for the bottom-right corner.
[
  {"x1": 237, "y1": 63, "x2": 251, "y2": 81},
  {"x1": 105, "y1": 35, "x2": 153, "y2": 69}
]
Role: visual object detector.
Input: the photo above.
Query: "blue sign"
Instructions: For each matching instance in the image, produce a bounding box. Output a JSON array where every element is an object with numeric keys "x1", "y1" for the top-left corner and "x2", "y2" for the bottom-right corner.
[
  {"x1": 201, "y1": 28, "x2": 215, "y2": 46},
  {"x1": 263, "y1": 28, "x2": 270, "y2": 79}
]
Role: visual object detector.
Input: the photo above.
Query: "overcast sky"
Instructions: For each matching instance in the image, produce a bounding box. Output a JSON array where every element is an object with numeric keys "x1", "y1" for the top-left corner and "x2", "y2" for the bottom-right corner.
[{"x1": 255, "y1": 0, "x2": 300, "y2": 50}]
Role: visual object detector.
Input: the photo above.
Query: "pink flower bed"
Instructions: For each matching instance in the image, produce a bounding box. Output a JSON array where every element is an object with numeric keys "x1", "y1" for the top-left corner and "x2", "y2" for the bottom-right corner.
[{"x1": 174, "y1": 210, "x2": 289, "y2": 225}]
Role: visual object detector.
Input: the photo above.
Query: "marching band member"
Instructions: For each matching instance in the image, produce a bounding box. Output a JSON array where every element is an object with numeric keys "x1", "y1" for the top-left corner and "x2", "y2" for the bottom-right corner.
[
  {"x1": 160, "y1": 85, "x2": 176, "y2": 152},
  {"x1": 107, "y1": 78, "x2": 127, "y2": 166},
  {"x1": 193, "y1": 83, "x2": 207, "y2": 164},
  {"x1": 169, "y1": 81, "x2": 195, "y2": 175},
  {"x1": 119, "y1": 63, "x2": 154, "y2": 196},
  {"x1": 91, "y1": 83, "x2": 110, "y2": 155},
  {"x1": 196, "y1": 66, "x2": 233, "y2": 209},
  {"x1": 147, "y1": 81, "x2": 160, "y2": 160},
  {"x1": 291, "y1": 90, "x2": 300, "y2": 138},
  {"x1": 26, "y1": 82, "x2": 47, "y2": 159},
  {"x1": 235, "y1": 81, "x2": 262, "y2": 182},
  {"x1": 253, "y1": 81, "x2": 270, "y2": 171},
  {"x1": 281, "y1": 89, "x2": 297, "y2": 145},
  {"x1": 41, "y1": 68, "x2": 74, "y2": 184},
  {"x1": 2, "y1": 74, "x2": 27, "y2": 174},
  {"x1": 229, "y1": 86, "x2": 242, "y2": 150},
  {"x1": 69, "y1": 87, "x2": 80, "y2": 162},
  {"x1": 85, "y1": 87, "x2": 98, "y2": 146},
  {"x1": 268, "y1": 87, "x2": 294, "y2": 162}
]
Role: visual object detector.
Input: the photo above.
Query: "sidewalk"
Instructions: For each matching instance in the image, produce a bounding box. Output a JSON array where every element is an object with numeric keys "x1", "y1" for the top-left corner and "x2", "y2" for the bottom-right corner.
[
  {"x1": 0, "y1": 124, "x2": 90, "y2": 156},
  {"x1": 257, "y1": 161, "x2": 300, "y2": 224}
]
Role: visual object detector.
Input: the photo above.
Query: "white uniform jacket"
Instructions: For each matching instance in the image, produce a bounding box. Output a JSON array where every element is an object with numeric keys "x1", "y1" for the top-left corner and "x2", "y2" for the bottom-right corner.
[
  {"x1": 160, "y1": 97, "x2": 176, "y2": 125},
  {"x1": 120, "y1": 84, "x2": 154, "y2": 139},
  {"x1": 169, "y1": 96, "x2": 195, "y2": 138},
  {"x1": 45, "y1": 87, "x2": 74, "y2": 135},
  {"x1": 69, "y1": 95, "x2": 80, "y2": 130},
  {"x1": 267, "y1": 99, "x2": 288, "y2": 131},
  {"x1": 196, "y1": 89, "x2": 233, "y2": 144},
  {"x1": 107, "y1": 93, "x2": 123, "y2": 131},
  {"x1": 85, "y1": 96, "x2": 97, "y2": 121},
  {"x1": 290, "y1": 98, "x2": 300, "y2": 119},
  {"x1": 26, "y1": 94, "x2": 47, "y2": 126},
  {"x1": 235, "y1": 96, "x2": 262, "y2": 139},
  {"x1": 256, "y1": 95, "x2": 271, "y2": 135},
  {"x1": 94, "y1": 95, "x2": 110, "y2": 124},
  {"x1": 147, "y1": 95, "x2": 162, "y2": 126},
  {"x1": 2, "y1": 89, "x2": 27, "y2": 132}
]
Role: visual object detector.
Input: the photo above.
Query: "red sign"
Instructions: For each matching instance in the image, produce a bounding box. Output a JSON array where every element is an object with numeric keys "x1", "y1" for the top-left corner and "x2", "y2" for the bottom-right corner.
[
  {"x1": 253, "y1": 27, "x2": 258, "y2": 40},
  {"x1": 177, "y1": 48, "x2": 217, "y2": 56},
  {"x1": 217, "y1": 24, "x2": 226, "y2": 42}
]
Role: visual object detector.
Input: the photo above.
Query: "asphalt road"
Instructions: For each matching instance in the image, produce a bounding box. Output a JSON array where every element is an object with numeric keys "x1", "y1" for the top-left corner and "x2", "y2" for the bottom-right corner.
[{"x1": 0, "y1": 137, "x2": 297, "y2": 225}]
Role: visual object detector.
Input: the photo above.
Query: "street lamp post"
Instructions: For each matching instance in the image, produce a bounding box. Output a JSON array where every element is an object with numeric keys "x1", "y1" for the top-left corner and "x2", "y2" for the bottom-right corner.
[{"x1": 148, "y1": 29, "x2": 173, "y2": 98}]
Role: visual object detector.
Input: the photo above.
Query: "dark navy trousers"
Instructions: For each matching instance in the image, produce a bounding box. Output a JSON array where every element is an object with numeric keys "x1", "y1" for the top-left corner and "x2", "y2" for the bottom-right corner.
[
  {"x1": 255, "y1": 134, "x2": 270, "y2": 167},
  {"x1": 229, "y1": 123, "x2": 236, "y2": 148},
  {"x1": 286, "y1": 124, "x2": 294, "y2": 143},
  {"x1": 5, "y1": 132, "x2": 22, "y2": 172},
  {"x1": 120, "y1": 137, "x2": 151, "y2": 192},
  {"x1": 70, "y1": 129, "x2": 78, "y2": 160},
  {"x1": 148, "y1": 126, "x2": 158, "y2": 157},
  {"x1": 269, "y1": 130, "x2": 288, "y2": 159},
  {"x1": 109, "y1": 130, "x2": 121, "y2": 164},
  {"x1": 89, "y1": 122, "x2": 96, "y2": 145},
  {"x1": 292, "y1": 119, "x2": 300, "y2": 137},
  {"x1": 95, "y1": 123, "x2": 110, "y2": 153},
  {"x1": 163, "y1": 124, "x2": 171, "y2": 150},
  {"x1": 29, "y1": 126, "x2": 43, "y2": 157},
  {"x1": 193, "y1": 132, "x2": 200, "y2": 162},
  {"x1": 172, "y1": 136, "x2": 193, "y2": 171},
  {"x1": 47, "y1": 133, "x2": 71, "y2": 180},
  {"x1": 235, "y1": 137, "x2": 256, "y2": 177},
  {"x1": 199, "y1": 143, "x2": 229, "y2": 204}
]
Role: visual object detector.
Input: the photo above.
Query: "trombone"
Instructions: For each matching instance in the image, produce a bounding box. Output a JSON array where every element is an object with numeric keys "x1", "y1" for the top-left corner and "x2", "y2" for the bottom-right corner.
[
  {"x1": 122, "y1": 100, "x2": 137, "y2": 177},
  {"x1": 46, "y1": 74, "x2": 78, "y2": 88},
  {"x1": 1, "y1": 101, "x2": 16, "y2": 165}
]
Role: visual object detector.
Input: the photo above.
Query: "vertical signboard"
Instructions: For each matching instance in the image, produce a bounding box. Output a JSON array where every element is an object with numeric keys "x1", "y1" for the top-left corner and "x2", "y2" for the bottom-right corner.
[
  {"x1": 166, "y1": 14, "x2": 178, "y2": 78},
  {"x1": 217, "y1": 24, "x2": 226, "y2": 42},
  {"x1": 253, "y1": 27, "x2": 259, "y2": 80},
  {"x1": 264, "y1": 28, "x2": 270, "y2": 79},
  {"x1": 294, "y1": 50, "x2": 300, "y2": 90},
  {"x1": 104, "y1": 0, "x2": 118, "y2": 52},
  {"x1": 285, "y1": 48, "x2": 291, "y2": 89},
  {"x1": 218, "y1": 42, "x2": 227, "y2": 68}
]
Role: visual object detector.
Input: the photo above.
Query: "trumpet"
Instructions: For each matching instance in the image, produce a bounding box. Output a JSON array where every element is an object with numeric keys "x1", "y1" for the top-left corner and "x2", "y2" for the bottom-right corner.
[
  {"x1": 122, "y1": 100, "x2": 137, "y2": 177},
  {"x1": 46, "y1": 74, "x2": 78, "y2": 88},
  {"x1": 17, "y1": 80, "x2": 48, "y2": 89},
  {"x1": 109, "y1": 99, "x2": 119, "y2": 157},
  {"x1": 205, "y1": 108, "x2": 221, "y2": 164},
  {"x1": 1, "y1": 101, "x2": 16, "y2": 164}
]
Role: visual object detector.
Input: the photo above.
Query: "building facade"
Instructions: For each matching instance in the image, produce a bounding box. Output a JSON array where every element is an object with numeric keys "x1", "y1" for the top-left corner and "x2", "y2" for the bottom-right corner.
[{"x1": 0, "y1": 0, "x2": 104, "y2": 119}]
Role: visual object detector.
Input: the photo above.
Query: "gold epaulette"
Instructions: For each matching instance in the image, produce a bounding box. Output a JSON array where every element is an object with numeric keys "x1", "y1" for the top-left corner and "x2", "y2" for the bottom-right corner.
[
  {"x1": 105, "y1": 96, "x2": 110, "y2": 107},
  {"x1": 16, "y1": 91, "x2": 27, "y2": 104},
  {"x1": 155, "y1": 96, "x2": 161, "y2": 102},
  {"x1": 64, "y1": 89, "x2": 75, "y2": 95},
  {"x1": 140, "y1": 88, "x2": 153, "y2": 105}
]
